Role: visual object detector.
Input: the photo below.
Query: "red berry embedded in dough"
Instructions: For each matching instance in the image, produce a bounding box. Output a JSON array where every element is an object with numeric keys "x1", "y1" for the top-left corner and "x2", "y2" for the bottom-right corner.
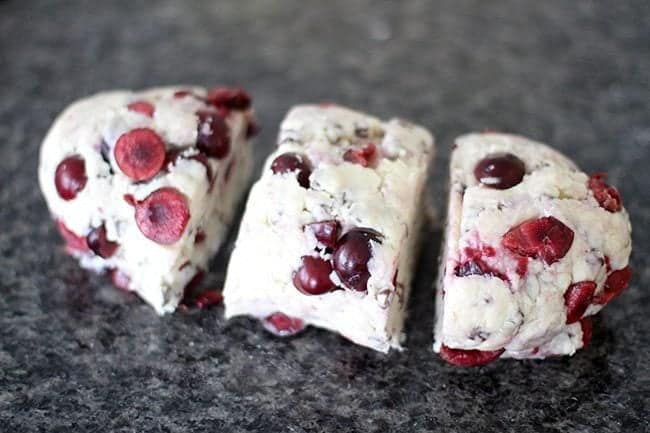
[
  {"x1": 332, "y1": 228, "x2": 382, "y2": 292},
  {"x1": 86, "y1": 225, "x2": 119, "y2": 258},
  {"x1": 343, "y1": 143, "x2": 377, "y2": 167},
  {"x1": 114, "y1": 128, "x2": 166, "y2": 181},
  {"x1": 454, "y1": 259, "x2": 507, "y2": 281},
  {"x1": 564, "y1": 281, "x2": 596, "y2": 324},
  {"x1": 305, "y1": 220, "x2": 341, "y2": 249},
  {"x1": 439, "y1": 345, "x2": 505, "y2": 367},
  {"x1": 196, "y1": 111, "x2": 230, "y2": 159},
  {"x1": 593, "y1": 266, "x2": 632, "y2": 305},
  {"x1": 134, "y1": 187, "x2": 190, "y2": 245},
  {"x1": 55, "y1": 219, "x2": 89, "y2": 252},
  {"x1": 194, "y1": 290, "x2": 224, "y2": 309},
  {"x1": 207, "y1": 87, "x2": 251, "y2": 110},
  {"x1": 588, "y1": 173, "x2": 623, "y2": 212},
  {"x1": 474, "y1": 153, "x2": 526, "y2": 189},
  {"x1": 127, "y1": 100, "x2": 155, "y2": 117},
  {"x1": 270, "y1": 152, "x2": 312, "y2": 188},
  {"x1": 502, "y1": 216, "x2": 574, "y2": 265},
  {"x1": 580, "y1": 317, "x2": 593, "y2": 348},
  {"x1": 262, "y1": 312, "x2": 306, "y2": 337},
  {"x1": 55, "y1": 156, "x2": 87, "y2": 200},
  {"x1": 292, "y1": 256, "x2": 336, "y2": 295}
]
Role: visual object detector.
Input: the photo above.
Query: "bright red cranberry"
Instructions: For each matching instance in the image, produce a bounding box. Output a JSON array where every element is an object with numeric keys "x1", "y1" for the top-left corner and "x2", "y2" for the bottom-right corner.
[
  {"x1": 55, "y1": 219, "x2": 89, "y2": 252},
  {"x1": 439, "y1": 345, "x2": 505, "y2": 367},
  {"x1": 114, "y1": 128, "x2": 166, "y2": 181},
  {"x1": 134, "y1": 187, "x2": 190, "y2": 245},
  {"x1": 207, "y1": 87, "x2": 251, "y2": 110},
  {"x1": 593, "y1": 266, "x2": 632, "y2": 305},
  {"x1": 333, "y1": 228, "x2": 382, "y2": 292},
  {"x1": 305, "y1": 220, "x2": 341, "y2": 249},
  {"x1": 262, "y1": 312, "x2": 306, "y2": 337},
  {"x1": 474, "y1": 153, "x2": 525, "y2": 189},
  {"x1": 564, "y1": 281, "x2": 596, "y2": 324},
  {"x1": 502, "y1": 216, "x2": 574, "y2": 265},
  {"x1": 588, "y1": 173, "x2": 623, "y2": 212},
  {"x1": 194, "y1": 290, "x2": 224, "y2": 309},
  {"x1": 343, "y1": 143, "x2": 376, "y2": 167},
  {"x1": 270, "y1": 152, "x2": 311, "y2": 188},
  {"x1": 86, "y1": 225, "x2": 119, "y2": 258},
  {"x1": 127, "y1": 100, "x2": 155, "y2": 117},
  {"x1": 196, "y1": 110, "x2": 230, "y2": 159},
  {"x1": 580, "y1": 317, "x2": 593, "y2": 347},
  {"x1": 292, "y1": 256, "x2": 336, "y2": 295},
  {"x1": 111, "y1": 269, "x2": 131, "y2": 291},
  {"x1": 55, "y1": 156, "x2": 87, "y2": 200}
]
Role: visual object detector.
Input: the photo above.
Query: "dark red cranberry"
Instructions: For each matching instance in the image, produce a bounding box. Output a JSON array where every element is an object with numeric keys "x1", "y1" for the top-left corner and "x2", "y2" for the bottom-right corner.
[
  {"x1": 270, "y1": 152, "x2": 312, "y2": 188},
  {"x1": 114, "y1": 128, "x2": 166, "y2": 181},
  {"x1": 580, "y1": 317, "x2": 593, "y2": 347},
  {"x1": 134, "y1": 187, "x2": 190, "y2": 245},
  {"x1": 182, "y1": 270, "x2": 205, "y2": 299},
  {"x1": 332, "y1": 228, "x2": 382, "y2": 292},
  {"x1": 564, "y1": 281, "x2": 596, "y2": 324},
  {"x1": 474, "y1": 153, "x2": 525, "y2": 189},
  {"x1": 439, "y1": 345, "x2": 505, "y2": 367},
  {"x1": 593, "y1": 266, "x2": 632, "y2": 305},
  {"x1": 55, "y1": 156, "x2": 87, "y2": 200},
  {"x1": 588, "y1": 173, "x2": 623, "y2": 212},
  {"x1": 55, "y1": 219, "x2": 89, "y2": 252},
  {"x1": 343, "y1": 143, "x2": 376, "y2": 167},
  {"x1": 502, "y1": 216, "x2": 574, "y2": 265},
  {"x1": 127, "y1": 100, "x2": 155, "y2": 117},
  {"x1": 111, "y1": 269, "x2": 131, "y2": 291},
  {"x1": 86, "y1": 225, "x2": 119, "y2": 258},
  {"x1": 262, "y1": 312, "x2": 306, "y2": 337},
  {"x1": 194, "y1": 230, "x2": 206, "y2": 244},
  {"x1": 292, "y1": 256, "x2": 336, "y2": 295},
  {"x1": 305, "y1": 220, "x2": 341, "y2": 249},
  {"x1": 207, "y1": 87, "x2": 251, "y2": 110},
  {"x1": 454, "y1": 259, "x2": 506, "y2": 281},
  {"x1": 196, "y1": 110, "x2": 230, "y2": 159},
  {"x1": 194, "y1": 290, "x2": 223, "y2": 309}
]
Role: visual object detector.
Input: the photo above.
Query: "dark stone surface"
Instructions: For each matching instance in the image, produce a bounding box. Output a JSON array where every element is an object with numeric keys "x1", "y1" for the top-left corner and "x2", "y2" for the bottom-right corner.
[{"x1": 0, "y1": 0, "x2": 648, "y2": 431}]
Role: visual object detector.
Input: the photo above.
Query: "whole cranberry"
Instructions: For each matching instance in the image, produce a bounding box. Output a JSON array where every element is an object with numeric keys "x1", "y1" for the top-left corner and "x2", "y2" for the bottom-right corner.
[
  {"x1": 332, "y1": 228, "x2": 382, "y2": 292},
  {"x1": 292, "y1": 256, "x2": 336, "y2": 295},
  {"x1": 55, "y1": 156, "x2": 87, "y2": 200},
  {"x1": 474, "y1": 153, "x2": 525, "y2": 189},
  {"x1": 270, "y1": 152, "x2": 311, "y2": 188},
  {"x1": 196, "y1": 110, "x2": 230, "y2": 159}
]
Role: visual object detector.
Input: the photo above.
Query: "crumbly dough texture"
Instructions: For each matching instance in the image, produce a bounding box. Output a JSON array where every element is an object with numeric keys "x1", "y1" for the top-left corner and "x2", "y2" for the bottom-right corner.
[
  {"x1": 224, "y1": 105, "x2": 434, "y2": 352},
  {"x1": 39, "y1": 86, "x2": 253, "y2": 313},
  {"x1": 434, "y1": 133, "x2": 632, "y2": 359}
]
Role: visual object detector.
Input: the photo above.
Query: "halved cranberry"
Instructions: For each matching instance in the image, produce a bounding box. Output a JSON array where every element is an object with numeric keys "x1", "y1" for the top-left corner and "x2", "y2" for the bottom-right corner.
[
  {"x1": 195, "y1": 290, "x2": 224, "y2": 309},
  {"x1": 588, "y1": 173, "x2": 623, "y2": 212},
  {"x1": 114, "y1": 128, "x2": 166, "y2": 181},
  {"x1": 305, "y1": 220, "x2": 341, "y2": 249},
  {"x1": 292, "y1": 256, "x2": 336, "y2": 295},
  {"x1": 502, "y1": 216, "x2": 574, "y2": 265},
  {"x1": 270, "y1": 152, "x2": 311, "y2": 188},
  {"x1": 127, "y1": 100, "x2": 155, "y2": 117},
  {"x1": 262, "y1": 312, "x2": 306, "y2": 337},
  {"x1": 593, "y1": 266, "x2": 632, "y2": 305},
  {"x1": 439, "y1": 345, "x2": 505, "y2": 367},
  {"x1": 343, "y1": 143, "x2": 376, "y2": 167},
  {"x1": 580, "y1": 317, "x2": 593, "y2": 347},
  {"x1": 333, "y1": 228, "x2": 382, "y2": 292},
  {"x1": 207, "y1": 87, "x2": 251, "y2": 110},
  {"x1": 474, "y1": 153, "x2": 525, "y2": 189},
  {"x1": 55, "y1": 219, "x2": 89, "y2": 252},
  {"x1": 111, "y1": 269, "x2": 131, "y2": 291},
  {"x1": 196, "y1": 111, "x2": 230, "y2": 159},
  {"x1": 564, "y1": 281, "x2": 596, "y2": 324},
  {"x1": 134, "y1": 187, "x2": 190, "y2": 245},
  {"x1": 55, "y1": 156, "x2": 87, "y2": 200},
  {"x1": 86, "y1": 225, "x2": 119, "y2": 258}
]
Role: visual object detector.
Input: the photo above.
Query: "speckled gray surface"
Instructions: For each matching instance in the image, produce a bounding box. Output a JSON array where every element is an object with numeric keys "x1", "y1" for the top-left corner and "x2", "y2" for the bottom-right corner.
[{"x1": 1, "y1": 1, "x2": 649, "y2": 432}]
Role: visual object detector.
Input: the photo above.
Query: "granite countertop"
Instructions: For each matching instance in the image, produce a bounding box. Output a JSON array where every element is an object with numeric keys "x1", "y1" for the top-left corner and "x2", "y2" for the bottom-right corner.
[{"x1": 1, "y1": 1, "x2": 648, "y2": 432}]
